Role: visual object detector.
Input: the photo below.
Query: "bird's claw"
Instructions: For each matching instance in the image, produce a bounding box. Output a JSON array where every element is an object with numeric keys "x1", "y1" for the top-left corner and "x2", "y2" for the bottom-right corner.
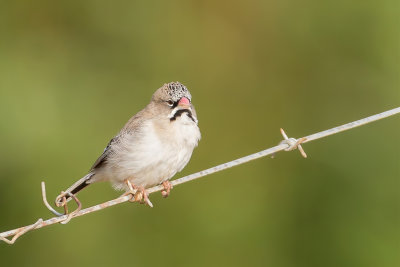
[
  {"x1": 123, "y1": 180, "x2": 153, "y2": 208},
  {"x1": 161, "y1": 180, "x2": 173, "y2": 198}
]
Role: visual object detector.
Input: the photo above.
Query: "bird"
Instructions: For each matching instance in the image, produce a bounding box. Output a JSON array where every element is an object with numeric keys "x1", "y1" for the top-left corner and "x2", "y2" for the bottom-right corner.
[{"x1": 55, "y1": 82, "x2": 201, "y2": 207}]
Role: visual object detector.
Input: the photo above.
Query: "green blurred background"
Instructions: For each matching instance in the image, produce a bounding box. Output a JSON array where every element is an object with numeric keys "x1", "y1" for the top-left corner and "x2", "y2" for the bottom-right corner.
[{"x1": 0, "y1": 1, "x2": 399, "y2": 266}]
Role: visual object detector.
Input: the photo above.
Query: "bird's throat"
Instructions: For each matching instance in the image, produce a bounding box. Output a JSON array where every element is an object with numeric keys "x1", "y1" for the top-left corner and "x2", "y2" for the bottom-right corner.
[{"x1": 170, "y1": 109, "x2": 195, "y2": 123}]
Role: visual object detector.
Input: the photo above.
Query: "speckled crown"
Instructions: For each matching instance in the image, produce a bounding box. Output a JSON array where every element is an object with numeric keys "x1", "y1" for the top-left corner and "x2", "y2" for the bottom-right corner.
[{"x1": 165, "y1": 82, "x2": 192, "y2": 102}]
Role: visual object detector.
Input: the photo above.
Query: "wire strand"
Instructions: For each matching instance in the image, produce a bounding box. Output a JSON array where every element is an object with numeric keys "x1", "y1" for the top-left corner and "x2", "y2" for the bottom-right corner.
[{"x1": 1, "y1": 106, "x2": 399, "y2": 244}]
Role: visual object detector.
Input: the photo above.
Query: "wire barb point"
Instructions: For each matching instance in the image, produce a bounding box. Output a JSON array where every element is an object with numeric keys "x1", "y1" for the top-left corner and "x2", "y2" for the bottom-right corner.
[
  {"x1": 41, "y1": 182, "x2": 64, "y2": 216},
  {"x1": 279, "y1": 128, "x2": 308, "y2": 158}
]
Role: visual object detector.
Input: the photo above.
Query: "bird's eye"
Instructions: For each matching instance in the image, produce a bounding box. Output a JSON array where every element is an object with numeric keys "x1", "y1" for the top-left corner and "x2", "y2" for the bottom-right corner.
[{"x1": 166, "y1": 100, "x2": 174, "y2": 106}]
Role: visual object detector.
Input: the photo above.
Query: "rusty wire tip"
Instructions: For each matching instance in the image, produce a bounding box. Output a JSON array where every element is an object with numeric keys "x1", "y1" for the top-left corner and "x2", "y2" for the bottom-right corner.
[
  {"x1": 55, "y1": 192, "x2": 68, "y2": 207},
  {"x1": 60, "y1": 192, "x2": 82, "y2": 224},
  {"x1": 279, "y1": 128, "x2": 308, "y2": 158},
  {"x1": 0, "y1": 218, "x2": 43, "y2": 245},
  {"x1": 41, "y1": 181, "x2": 64, "y2": 217}
]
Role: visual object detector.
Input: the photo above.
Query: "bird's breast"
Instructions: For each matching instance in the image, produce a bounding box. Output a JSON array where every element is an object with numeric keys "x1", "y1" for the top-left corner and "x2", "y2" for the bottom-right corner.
[
  {"x1": 105, "y1": 117, "x2": 200, "y2": 188},
  {"x1": 167, "y1": 112, "x2": 201, "y2": 148}
]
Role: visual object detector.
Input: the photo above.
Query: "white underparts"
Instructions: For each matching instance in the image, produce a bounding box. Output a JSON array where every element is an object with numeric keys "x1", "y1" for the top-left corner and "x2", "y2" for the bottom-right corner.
[{"x1": 93, "y1": 113, "x2": 201, "y2": 190}]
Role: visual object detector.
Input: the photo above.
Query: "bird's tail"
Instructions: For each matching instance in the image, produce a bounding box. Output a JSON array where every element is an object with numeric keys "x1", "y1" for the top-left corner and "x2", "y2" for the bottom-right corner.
[{"x1": 55, "y1": 173, "x2": 94, "y2": 206}]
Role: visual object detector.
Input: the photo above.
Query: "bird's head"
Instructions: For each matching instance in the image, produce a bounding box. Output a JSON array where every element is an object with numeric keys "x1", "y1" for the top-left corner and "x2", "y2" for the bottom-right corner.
[
  {"x1": 153, "y1": 82, "x2": 192, "y2": 108},
  {"x1": 152, "y1": 82, "x2": 197, "y2": 123}
]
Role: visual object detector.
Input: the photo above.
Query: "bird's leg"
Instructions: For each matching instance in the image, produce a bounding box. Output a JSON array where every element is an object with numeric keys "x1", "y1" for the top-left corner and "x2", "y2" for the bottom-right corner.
[
  {"x1": 123, "y1": 180, "x2": 153, "y2": 208},
  {"x1": 161, "y1": 180, "x2": 173, "y2": 198}
]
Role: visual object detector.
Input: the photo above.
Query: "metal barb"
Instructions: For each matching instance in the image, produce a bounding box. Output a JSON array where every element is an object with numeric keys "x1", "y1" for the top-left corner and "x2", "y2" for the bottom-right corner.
[
  {"x1": 60, "y1": 192, "x2": 82, "y2": 224},
  {"x1": 279, "y1": 128, "x2": 308, "y2": 158},
  {"x1": 41, "y1": 181, "x2": 82, "y2": 224}
]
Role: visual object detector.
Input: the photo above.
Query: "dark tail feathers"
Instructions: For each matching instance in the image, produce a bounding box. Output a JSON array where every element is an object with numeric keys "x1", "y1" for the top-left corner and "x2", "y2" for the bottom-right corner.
[{"x1": 55, "y1": 173, "x2": 94, "y2": 206}]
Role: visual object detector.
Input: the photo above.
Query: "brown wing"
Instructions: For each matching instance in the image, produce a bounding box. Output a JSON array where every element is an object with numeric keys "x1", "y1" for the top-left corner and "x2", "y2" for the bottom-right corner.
[
  {"x1": 90, "y1": 136, "x2": 118, "y2": 171},
  {"x1": 90, "y1": 110, "x2": 147, "y2": 171}
]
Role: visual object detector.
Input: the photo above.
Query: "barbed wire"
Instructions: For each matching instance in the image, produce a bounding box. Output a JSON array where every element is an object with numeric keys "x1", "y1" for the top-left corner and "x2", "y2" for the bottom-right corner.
[{"x1": 1, "y1": 107, "x2": 399, "y2": 244}]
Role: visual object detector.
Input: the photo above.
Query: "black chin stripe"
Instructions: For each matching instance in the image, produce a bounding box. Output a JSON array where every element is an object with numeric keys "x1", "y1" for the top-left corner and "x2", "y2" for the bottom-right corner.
[{"x1": 170, "y1": 109, "x2": 195, "y2": 122}]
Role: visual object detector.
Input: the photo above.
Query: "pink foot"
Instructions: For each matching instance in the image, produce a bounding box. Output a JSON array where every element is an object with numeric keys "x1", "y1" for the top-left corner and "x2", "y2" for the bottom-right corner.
[
  {"x1": 123, "y1": 180, "x2": 153, "y2": 207},
  {"x1": 161, "y1": 180, "x2": 173, "y2": 198}
]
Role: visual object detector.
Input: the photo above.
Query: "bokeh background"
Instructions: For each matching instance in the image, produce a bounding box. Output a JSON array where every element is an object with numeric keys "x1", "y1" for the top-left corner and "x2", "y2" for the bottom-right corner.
[{"x1": 0, "y1": 1, "x2": 399, "y2": 266}]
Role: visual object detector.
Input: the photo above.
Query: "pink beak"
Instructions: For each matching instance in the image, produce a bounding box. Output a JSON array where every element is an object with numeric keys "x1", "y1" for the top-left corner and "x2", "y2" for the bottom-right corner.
[{"x1": 178, "y1": 97, "x2": 190, "y2": 109}]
